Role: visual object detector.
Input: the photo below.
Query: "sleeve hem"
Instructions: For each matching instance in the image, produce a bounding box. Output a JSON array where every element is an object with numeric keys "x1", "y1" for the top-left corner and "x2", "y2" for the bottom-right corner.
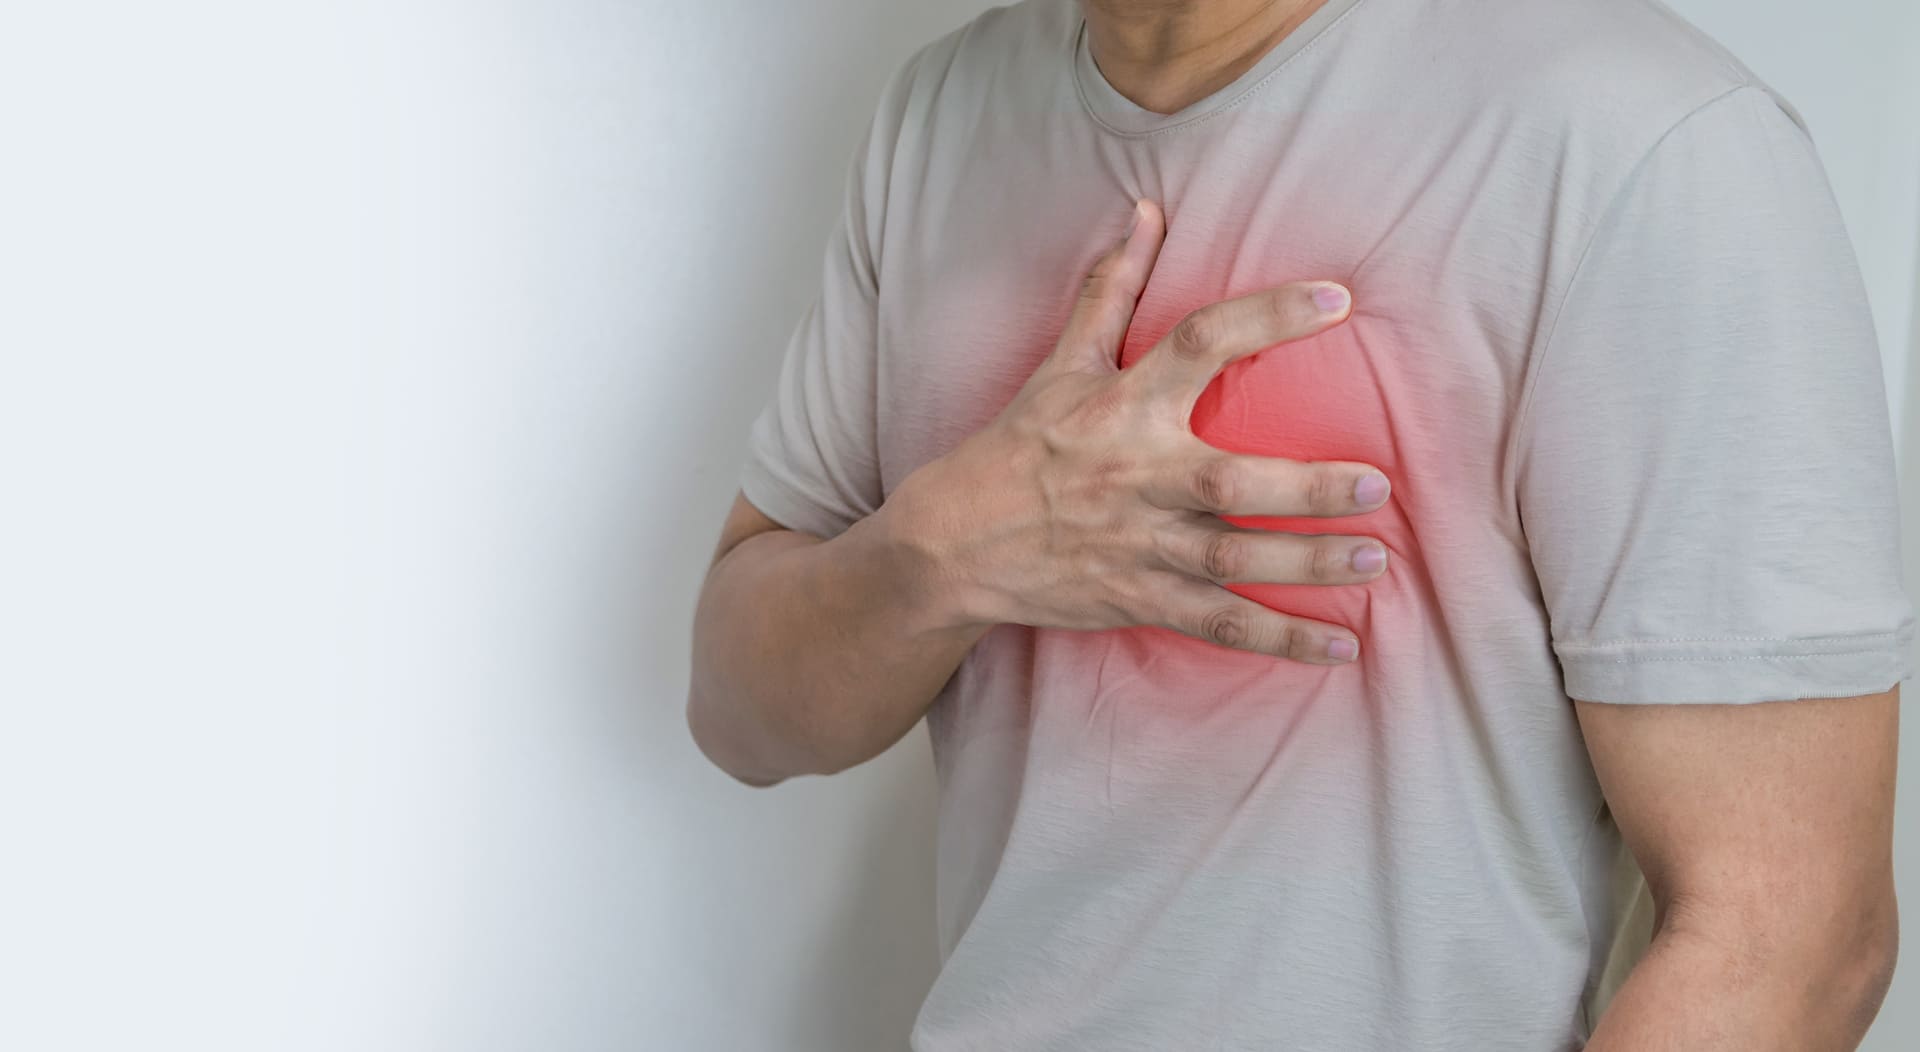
[
  {"x1": 737, "y1": 452, "x2": 860, "y2": 542},
  {"x1": 1558, "y1": 622, "x2": 1916, "y2": 704}
]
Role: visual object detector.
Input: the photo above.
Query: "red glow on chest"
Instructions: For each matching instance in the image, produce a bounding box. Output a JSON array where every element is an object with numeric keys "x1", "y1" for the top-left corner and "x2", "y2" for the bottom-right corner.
[{"x1": 1115, "y1": 295, "x2": 1410, "y2": 636}]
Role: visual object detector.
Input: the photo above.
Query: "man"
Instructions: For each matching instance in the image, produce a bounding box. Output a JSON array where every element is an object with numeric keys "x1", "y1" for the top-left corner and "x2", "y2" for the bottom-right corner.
[{"x1": 687, "y1": 0, "x2": 1912, "y2": 1047}]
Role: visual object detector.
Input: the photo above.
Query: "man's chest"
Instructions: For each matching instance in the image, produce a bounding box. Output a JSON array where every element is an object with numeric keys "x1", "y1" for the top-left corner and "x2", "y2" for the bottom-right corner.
[{"x1": 867, "y1": 172, "x2": 1531, "y2": 510}]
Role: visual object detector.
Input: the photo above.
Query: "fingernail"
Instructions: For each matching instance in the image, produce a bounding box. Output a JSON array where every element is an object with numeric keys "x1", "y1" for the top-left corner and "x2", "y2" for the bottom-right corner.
[
  {"x1": 1312, "y1": 283, "x2": 1349, "y2": 314},
  {"x1": 1353, "y1": 472, "x2": 1389, "y2": 507},
  {"x1": 1124, "y1": 200, "x2": 1143, "y2": 239},
  {"x1": 1350, "y1": 544, "x2": 1387, "y2": 574},
  {"x1": 1327, "y1": 638, "x2": 1359, "y2": 662}
]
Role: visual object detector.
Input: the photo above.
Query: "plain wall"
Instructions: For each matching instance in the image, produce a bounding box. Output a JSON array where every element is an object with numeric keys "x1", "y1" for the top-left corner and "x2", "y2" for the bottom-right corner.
[{"x1": 0, "y1": 2, "x2": 1911, "y2": 1050}]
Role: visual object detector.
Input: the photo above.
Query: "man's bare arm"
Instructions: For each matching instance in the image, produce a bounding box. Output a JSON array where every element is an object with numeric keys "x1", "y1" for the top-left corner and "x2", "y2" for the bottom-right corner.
[
  {"x1": 1578, "y1": 687, "x2": 1900, "y2": 1050},
  {"x1": 686, "y1": 489, "x2": 987, "y2": 786}
]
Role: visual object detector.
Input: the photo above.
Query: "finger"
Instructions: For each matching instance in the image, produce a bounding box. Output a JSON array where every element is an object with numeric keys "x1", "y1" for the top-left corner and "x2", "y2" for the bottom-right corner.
[
  {"x1": 1044, "y1": 198, "x2": 1168, "y2": 375},
  {"x1": 1122, "y1": 280, "x2": 1352, "y2": 424},
  {"x1": 1137, "y1": 446, "x2": 1393, "y2": 518},
  {"x1": 1152, "y1": 520, "x2": 1389, "y2": 587},
  {"x1": 1147, "y1": 573, "x2": 1363, "y2": 663}
]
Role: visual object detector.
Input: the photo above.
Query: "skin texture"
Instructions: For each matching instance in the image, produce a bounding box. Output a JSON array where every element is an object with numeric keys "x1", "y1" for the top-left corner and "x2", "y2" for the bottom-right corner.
[
  {"x1": 690, "y1": 494, "x2": 986, "y2": 786},
  {"x1": 1576, "y1": 689, "x2": 1900, "y2": 1050},
  {"x1": 1082, "y1": 0, "x2": 1331, "y2": 114},
  {"x1": 690, "y1": 1, "x2": 1903, "y2": 1044}
]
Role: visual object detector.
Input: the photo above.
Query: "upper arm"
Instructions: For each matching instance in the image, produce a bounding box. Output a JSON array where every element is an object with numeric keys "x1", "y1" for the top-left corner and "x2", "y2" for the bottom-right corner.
[
  {"x1": 1514, "y1": 84, "x2": 1910, "y2": 988},
  {"x1": 1573, "y1": 689, "x2": 1899, "y2": 935}
]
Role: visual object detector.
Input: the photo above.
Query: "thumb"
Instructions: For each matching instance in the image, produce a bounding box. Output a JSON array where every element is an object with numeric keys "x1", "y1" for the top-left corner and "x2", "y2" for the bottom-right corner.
[{"x1": 1048, "y1": 198, "x2": 1166, "y2": 374}]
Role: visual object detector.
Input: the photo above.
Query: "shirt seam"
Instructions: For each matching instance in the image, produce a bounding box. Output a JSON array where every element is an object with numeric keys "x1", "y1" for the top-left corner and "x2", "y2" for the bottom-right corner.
[
  {"x1": 1561, "y1": 652, "x2": 1904, "y2": 666},
  {"x1": 1556, "y1": 627, "x2": 1912, "y2": 666},
  {"x1": 1560, "y1": 629, "x2": 1909, "y2": 649}
]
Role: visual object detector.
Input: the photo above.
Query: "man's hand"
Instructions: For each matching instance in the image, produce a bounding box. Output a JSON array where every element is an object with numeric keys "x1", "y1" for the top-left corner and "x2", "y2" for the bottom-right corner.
[{"x1": 889, "y1": 199, "x2": 1391, "y2": 663}]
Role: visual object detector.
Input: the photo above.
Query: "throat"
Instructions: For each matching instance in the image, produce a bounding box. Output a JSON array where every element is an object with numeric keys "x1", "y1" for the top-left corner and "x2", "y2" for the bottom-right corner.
[{"x1": 1081, "y1": 0, "x2": 1331, "y2": 114}]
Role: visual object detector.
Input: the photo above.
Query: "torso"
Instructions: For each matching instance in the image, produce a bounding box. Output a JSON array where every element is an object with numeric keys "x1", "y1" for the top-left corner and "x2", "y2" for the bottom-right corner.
[{"x1": 863, "y1": 0, "x2": 1762, "y2": 1045}]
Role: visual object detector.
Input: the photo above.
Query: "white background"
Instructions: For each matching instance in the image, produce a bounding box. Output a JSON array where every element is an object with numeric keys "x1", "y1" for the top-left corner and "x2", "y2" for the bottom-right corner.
[{"x1": 0, "y1": 2, "x2": 1913, "y2": 1050}]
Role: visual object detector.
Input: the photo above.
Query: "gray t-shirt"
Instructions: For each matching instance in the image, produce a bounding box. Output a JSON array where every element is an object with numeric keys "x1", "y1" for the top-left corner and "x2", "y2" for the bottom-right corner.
[{"x1": 736, "y1": 0, "x2": 1915, "y2": 1047}]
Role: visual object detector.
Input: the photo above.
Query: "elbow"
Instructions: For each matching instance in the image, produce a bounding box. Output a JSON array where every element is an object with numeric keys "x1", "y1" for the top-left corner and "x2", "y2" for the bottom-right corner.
[
  {"x1": 1841, "y1": 887, "x2": 1898, "y2": 1034},
  {"x1": 685, "y1": 689, "x2": 789, "y2": 788},
  {"x1": 1805, "y1": 879, "x2": 1900, "y2": 1036},
  {"x1": 686, "y1": 679, "x2": 898, "y2": 785},
  {"x1": 1663, "y1": 879, "x2": 1898, "y2": 1037},
  {"x1": 685, "y1": 681, "x2": 887, "y2": 785}
]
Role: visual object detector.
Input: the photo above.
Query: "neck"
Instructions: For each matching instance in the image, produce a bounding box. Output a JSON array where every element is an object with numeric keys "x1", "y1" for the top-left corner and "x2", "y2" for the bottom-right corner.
[{"x1": 1080, "y1": 0, "x2": 1328, "y2": 114}]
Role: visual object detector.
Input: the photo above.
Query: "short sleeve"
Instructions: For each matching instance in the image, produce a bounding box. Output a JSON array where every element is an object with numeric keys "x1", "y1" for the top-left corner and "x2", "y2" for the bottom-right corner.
[
  {"x1": 1516, "y1": 85, "x2": 1915, "y2": 704},
  {"x1": 735, "y1": 52, "x2": 920, "y2": 541}
]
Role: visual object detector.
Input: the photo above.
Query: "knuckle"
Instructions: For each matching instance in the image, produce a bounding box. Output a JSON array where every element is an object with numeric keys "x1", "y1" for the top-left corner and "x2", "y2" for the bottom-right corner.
[
  {"x1": 1200, "y1": 531, "x2": 1246, "y2": 582},
  {"x1": 1198, "y1": 605, "x2": 1250, "y2": 649},
  {"x1": 1269, "y1": 287, "x2": 1311, "y2": 330},
  {"x1": 1305, "y1": 466, "x2": 1340, "y2": 514},
  {"x1": 1168, "y1": 312, "x2": 1217, "y2": 363},
  {"x1": 1305, "y1": 541, "x2": 1337, "y2": 583},
  {"x1": 1275, "y1": 621, "x2": 1310, "y2": 660},
  {"x1": 1192, "y1": 456, "x2": 1240, "y2": 513},
  {"x1": 1115, "y1": 574, "x2": 1170, "y2": 628},
  {"x1": 1078, "y1": 260, "x2": 1116, "y2": 304}
]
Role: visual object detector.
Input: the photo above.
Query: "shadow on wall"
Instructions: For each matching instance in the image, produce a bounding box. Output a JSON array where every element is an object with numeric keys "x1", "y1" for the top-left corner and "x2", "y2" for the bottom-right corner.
[
  {"x1": 598, "y1": 5, "x2": 953, "y2": 1051},
  {"x1": 784, "y1": 763, "x2": 943, "y2": 1049}
]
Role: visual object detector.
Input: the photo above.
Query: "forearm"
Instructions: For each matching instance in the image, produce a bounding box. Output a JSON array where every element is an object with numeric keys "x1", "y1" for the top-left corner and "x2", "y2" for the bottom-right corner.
[
  {"x1": 686, "y1": 488, "x2": 990, "y2": 785},
  {"x1": 1584, "y1": 900, "x2": 1897, "y2": 1052}
]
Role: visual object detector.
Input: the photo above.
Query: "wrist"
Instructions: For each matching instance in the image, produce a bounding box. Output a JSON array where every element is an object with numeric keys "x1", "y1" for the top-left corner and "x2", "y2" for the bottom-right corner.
[{"x1": 860, "y1": 462, "x2": 999, "y2": 642}]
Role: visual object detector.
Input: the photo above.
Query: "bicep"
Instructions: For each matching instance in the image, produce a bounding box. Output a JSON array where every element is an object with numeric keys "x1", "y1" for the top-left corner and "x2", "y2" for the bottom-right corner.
[{"x1": 1573, "y1": 688, "x2": 1898, "y2": 928}]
